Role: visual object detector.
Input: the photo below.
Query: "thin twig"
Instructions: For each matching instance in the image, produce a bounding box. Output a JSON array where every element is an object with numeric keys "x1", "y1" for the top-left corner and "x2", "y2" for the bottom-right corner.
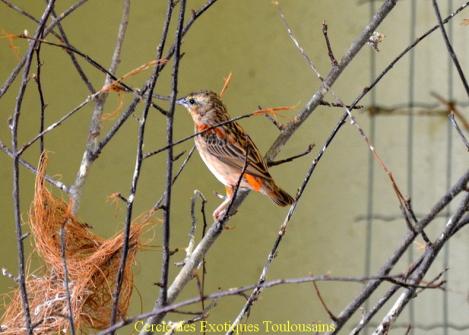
[
  {"x1": 18, "y1": 95, "x2": 95, "y2": 156},
  {"x1": 78, "y1": 0, "x2": 220, "y2": 168},
  {"x1": 277, "y1": 1, "x2": 410, "y2": 227},
  {"x1": 144, "y1": 110, "x2": 295, "y2": 159},
  {"x1": 70, "y1": 0, "x2": 131, "y2": 212},
  {"x1": 151, "y1": 146, "x2": 197, "y2": 213},
  {"x1": 312, "y1": 282, "x2": 338, "y2": 322},
  {"x1": 172, "y1": 146, "x2": 196, "y2": 183},
  {"x1": 0, "y1": 0, "x2": 89, "y2": 98},
  {"x1": 0, "y1": 141, "x2": 69, "y2": 193},
  {"x1": 322, "y1": 20, "x2": 338, "y2": 66},
  {"x1": 372, "y1": 194, "x2": 469, "y2": 335},
  {"x1": 331, "y1": 170, "x2": 469, "y2": 334},
  {"x1": 134, "y1": 1, "x2": 403, "y2": 331},
  {"x1": 98, "y1": 273, "x2": 433, "y2": 335},
  {"x1": 432, "y1": 0, "x2": 469, "y2": 98},
  {"x1": 59, "y1": 222, "x2": 76, "y2": 335},
  {"x1": 49, "y1": 4, "x2": 94, "y2": 93},
  {"x1": 449, "y1": 112, "x2": 469, "y2": 151},
  {"x1": 109, "y1": 0, "x2": 175, "y2": 331},
  {"x1": 158, "y1": 0, "x2": 185, "y2": 314},
  {"x1": 328, "y1": 4, "x2": 469, "y2": 331},
  {"x1": 176, "y1": 190, "x2": 207, "y2": 267},
  {"x1": 367, "y1": 322, "x2": 469, "y2": 332},
  {"x1": 1, "y1": 267, "x2": 18, "y2": 282},
  {"x1": 9, "y1": 2, "x2": 57, "y2": 333},
  {"x1": 34, "y1": 42, "x2": 46, "y2": 154},
  {"x1": 267, "y1": 144, "x2": 314, "y2": 167},
  {"x1": 319, "y1": 100, "x2": 363, "y2": 109},
  {"x1": 226, "y1": 3, "x2": 407, "y2": 330},
  {"x1": 139, "y1": 149, "x2": 250, "y2": 335}
]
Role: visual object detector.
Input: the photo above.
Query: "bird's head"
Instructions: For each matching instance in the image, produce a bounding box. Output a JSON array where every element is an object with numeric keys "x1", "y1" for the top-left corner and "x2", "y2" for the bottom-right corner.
[{"x1": 176, "y1": 90, "x2": 227, "y2": 124}]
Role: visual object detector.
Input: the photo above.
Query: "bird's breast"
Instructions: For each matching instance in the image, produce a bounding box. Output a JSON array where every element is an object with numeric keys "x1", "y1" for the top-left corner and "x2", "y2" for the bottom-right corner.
[{"x1": 194, "y1": 134, "x2": 240, "y2": 187}]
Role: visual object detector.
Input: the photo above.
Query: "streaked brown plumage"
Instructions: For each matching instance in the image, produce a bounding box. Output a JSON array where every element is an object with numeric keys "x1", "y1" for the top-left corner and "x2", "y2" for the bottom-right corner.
[{"x1": 176, "y1": 90, "x2": 294, "y2": 219}]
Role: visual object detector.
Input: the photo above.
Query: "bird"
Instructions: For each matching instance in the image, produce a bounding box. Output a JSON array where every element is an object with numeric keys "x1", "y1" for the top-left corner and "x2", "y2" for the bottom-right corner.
[{"x1": 176, "y1": 90, "x2": 294, "y2": 220}]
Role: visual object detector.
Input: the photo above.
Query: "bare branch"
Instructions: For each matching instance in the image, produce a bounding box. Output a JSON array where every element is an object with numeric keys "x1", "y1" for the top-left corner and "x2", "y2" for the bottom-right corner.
[
  {"x1": 98, "y1": 272, "x2": 437, "y2": 335},
  {"x1": 0, "y1": 141, "x2": 69, "y2": 193},
  {"x1": 158, "y1": 0, "x2": 185, "y2": 315},
  {"x1": 0, "y1": 0, "x2": 89, "y2": 98},
  {"x1": 267, "y1": 144, "x2": 314, "y2": 167},
  {"x1": 432, "y1": 0, "x2": 469, "y2": 98},
  {"x1": 139, "y1": 147, "x2": 250, "y2": 334},
  {"x1": 9, "y1": 2, "x2": 57, "y2": 333},
  {"x1": 449, "y1": 112, "x2": 469, "y2": 151},
  {"x1": 372, "y1": 194, "x2": 469, "y2": 335},
  {"x1": 59, "y1": 222, "x2": 76, "y2": 335},
  {"x1": 322, "y1": 20, "x2": 338, "y2": 66},
  {"x1": 109, "y1": 0, "x2": 176, "y2": 331},
  {"x1": 331, "y1": 170, "x2": 469, "y2": 334},
  {"x1": 70, "y1": 0, "x2": 131, "y2": 213}
]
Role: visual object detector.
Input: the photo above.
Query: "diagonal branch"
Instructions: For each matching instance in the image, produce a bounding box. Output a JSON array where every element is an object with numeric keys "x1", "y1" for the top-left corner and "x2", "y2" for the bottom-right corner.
[
  {"x1": 432, "y1": 0, "x2": 469, "y2": 98},
  {"x1": 372, "y1": 193, "x2": 469, "y2": 335},
  {"x1": 0, "y1": 0, "x2": 89, "y2": 98},
  {"x1": 70, "y1": 0, "x2": 131, "y2": 213},
  {"x1": 135, "y1": 0, "x2": 403, "y2": 330}
]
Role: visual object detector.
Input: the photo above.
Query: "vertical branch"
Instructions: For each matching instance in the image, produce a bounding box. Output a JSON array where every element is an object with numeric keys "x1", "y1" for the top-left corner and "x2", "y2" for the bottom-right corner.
[
  {"x1": 34, "y1": 44, "x2": 46, "y2": 153},
  {"x1": 109, "y1": 0, "x2": 175, "y2": 331},
  {"x1": 59, "y1": 222, "x2": 76, "y2": 335},
  {"x1": 158, "y1": 0, "x2": 186, "y2": 310},
  {"x1": 9, "y1": 1, "x2": 57, "y2": 333}
]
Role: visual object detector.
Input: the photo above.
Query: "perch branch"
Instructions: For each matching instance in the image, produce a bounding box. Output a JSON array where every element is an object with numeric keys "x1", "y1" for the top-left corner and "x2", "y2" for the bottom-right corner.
[{"x1": 135, "y1": 0, "x2": 403, "y2": 331}]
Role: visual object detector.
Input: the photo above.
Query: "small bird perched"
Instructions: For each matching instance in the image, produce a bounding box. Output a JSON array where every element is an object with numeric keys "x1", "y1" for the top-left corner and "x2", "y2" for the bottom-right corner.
[{"x1": 176, "y1": 90, "x2": 294, "y2": 220}]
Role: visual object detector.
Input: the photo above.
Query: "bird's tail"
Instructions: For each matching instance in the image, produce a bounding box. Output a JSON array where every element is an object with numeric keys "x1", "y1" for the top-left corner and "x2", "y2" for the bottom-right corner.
[{"x1": 265, "y1": 182, "x2": 294, "y2": 207}]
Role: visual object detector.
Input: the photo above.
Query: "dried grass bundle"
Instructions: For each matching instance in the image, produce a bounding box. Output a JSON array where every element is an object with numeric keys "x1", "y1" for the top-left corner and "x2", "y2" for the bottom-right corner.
[{"x1": 1, "y1": 154, "x2": 149, "y2": 334}]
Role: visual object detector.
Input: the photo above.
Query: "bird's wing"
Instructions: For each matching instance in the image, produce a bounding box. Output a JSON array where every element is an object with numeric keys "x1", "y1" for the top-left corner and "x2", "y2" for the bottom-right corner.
[{"x1": 203, "y1": 122, "x2": 272, "y2": 181}]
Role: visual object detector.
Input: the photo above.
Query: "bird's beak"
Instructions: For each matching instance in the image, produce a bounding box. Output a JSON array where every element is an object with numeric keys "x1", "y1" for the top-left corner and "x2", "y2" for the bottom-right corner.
[{"x1": 175, "y1": 97, "x2": 187, "y2": 107}]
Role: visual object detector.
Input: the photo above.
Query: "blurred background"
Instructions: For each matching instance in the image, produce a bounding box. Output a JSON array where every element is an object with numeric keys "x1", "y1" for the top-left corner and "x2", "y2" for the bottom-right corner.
[{"x1": 0, "y1": 0, "x2": 468, "y2": 334}]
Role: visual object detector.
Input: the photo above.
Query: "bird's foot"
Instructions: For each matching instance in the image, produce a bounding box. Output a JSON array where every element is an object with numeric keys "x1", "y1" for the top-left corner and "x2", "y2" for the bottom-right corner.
[{"x1": 212, "y1": 197, "x2": 237, "y2": 221}]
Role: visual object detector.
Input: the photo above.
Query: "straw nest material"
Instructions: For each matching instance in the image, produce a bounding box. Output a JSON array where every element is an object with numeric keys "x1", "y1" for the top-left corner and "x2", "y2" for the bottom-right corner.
[{"x1": 1, "y1": 154, "x2": 149, "y2": 334}]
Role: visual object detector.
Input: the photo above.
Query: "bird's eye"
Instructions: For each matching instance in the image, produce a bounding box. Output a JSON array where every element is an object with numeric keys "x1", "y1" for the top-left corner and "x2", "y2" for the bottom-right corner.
[{"x1": 189, "y1": 98, "x2": 196, "y2": 105}]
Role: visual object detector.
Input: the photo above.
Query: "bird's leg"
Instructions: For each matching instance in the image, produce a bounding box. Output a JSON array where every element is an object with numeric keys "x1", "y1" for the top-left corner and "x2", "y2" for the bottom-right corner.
[{"x1": 213, "y1": 185, "x2": 235, "y2": 221}]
